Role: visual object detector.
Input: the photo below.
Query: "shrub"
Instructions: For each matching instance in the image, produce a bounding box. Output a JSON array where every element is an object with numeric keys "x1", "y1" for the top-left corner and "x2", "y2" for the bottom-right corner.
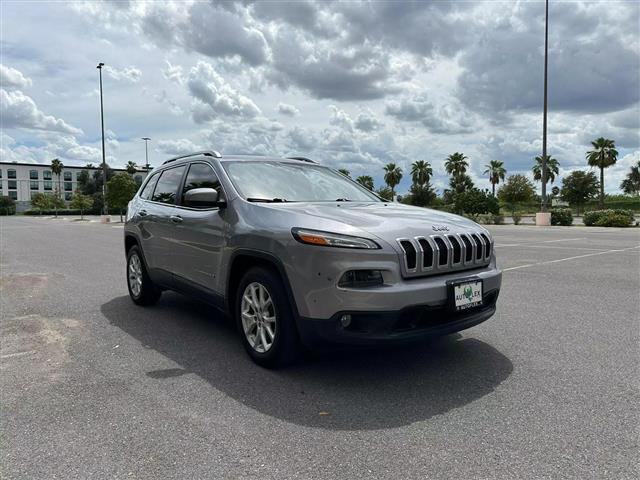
[
  {"x1": 551, "y1": 208, "x2": 573, "y2": 226},
  {"x1": 583, "y1": 209, "x2": 634, "y2": 227},
  {"x1": 0, "y1": 195, "x2": 16, "y2": 215},
  {"x1": 492, "y1": 214, "x2": 504, "y2": 225},
  {"x1": 454, "y1": 188, "x2": 499, "y2": 216},
  {"x1": 512, "y1": 212, "x2": 522, "y2": 225},
  {"x1": 24, "y1": 209, "x2": 82, "y2": 216}
]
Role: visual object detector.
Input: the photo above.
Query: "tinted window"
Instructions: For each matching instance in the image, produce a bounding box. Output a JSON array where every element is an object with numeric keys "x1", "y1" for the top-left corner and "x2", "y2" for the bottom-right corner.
[
  {"x1": 140, "y1": 173, "x2": 159, "y2": 200},
  {"x1": 151, "y1": 166, "x2": 185, "y2": 204},
  {"x1": 183, "y1": 163, "x2": 222, "y2": 197}
]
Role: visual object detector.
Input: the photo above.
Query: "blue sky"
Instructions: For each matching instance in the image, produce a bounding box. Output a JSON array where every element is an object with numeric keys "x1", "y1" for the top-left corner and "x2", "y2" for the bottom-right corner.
[{"x1": 1, "y1": 0, "x2": 638, "y2": 195}]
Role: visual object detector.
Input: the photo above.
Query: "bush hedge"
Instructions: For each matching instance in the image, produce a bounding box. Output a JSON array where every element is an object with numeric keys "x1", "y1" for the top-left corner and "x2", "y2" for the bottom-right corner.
[
  {"x1": 583, "y1": 209, "x2": 635, "y2": 227},
  {"x1": 0, "y1": 196, "x2": 16, "y2": 215},
  {"x1": 512, "y1": 212, "x2": 522, "y2": 225},
  {"x1": 551, "y1": 208, "x2": 573, "y2": 226}
]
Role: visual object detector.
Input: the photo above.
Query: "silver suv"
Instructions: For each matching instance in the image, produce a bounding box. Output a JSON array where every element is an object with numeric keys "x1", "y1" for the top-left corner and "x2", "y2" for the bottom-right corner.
[{"x1": 124, "y1": 151, "x2": 502, "y2": 367}]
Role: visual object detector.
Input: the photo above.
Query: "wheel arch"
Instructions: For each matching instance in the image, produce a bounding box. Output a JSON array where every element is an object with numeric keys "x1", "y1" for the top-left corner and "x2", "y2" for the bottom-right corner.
[{"x1": 226, "y1": 249, "x2": 299, "y2": 318}]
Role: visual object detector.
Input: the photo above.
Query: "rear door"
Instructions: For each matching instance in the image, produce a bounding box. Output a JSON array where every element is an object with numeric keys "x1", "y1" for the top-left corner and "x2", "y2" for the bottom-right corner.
[
  {"x1": 170, "y1": 161, "x2": 227, "y2": 295},
  {"x1": 145, "y1": 165, "x2": 186, "y2": 274}
]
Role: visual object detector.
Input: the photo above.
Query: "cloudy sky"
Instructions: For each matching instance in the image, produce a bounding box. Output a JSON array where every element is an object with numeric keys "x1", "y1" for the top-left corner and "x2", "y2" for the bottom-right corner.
[{"x1": 1, "y1": 0, "x2": 638, "y2": 194}]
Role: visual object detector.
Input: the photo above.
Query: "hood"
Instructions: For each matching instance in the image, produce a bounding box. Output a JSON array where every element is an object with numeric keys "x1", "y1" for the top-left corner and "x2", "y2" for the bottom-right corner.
[{"x1": 261, "y1": 201, "x2": 486, "y2": 245}]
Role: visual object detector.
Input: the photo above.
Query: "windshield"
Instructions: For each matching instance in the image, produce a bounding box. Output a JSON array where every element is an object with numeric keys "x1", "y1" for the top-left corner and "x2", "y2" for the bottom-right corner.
[{"x1": 222, "y1": 161, "x2": 381, "y2": 202}]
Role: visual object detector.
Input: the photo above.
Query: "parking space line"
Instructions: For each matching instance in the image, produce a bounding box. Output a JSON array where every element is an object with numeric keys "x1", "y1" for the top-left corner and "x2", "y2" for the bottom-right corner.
[
  {"x1": 503, "y1": 245, "x2": 640, "y2": 272},
  {"x1": 541, "y1": 238, "x2": 585, "y2": 243},
  {"x1": 496, "y1": 244, "x2": 608, "y2": 252},
  {"x1": 1, "y1": 350, "x2": 36, "y2": 359}
]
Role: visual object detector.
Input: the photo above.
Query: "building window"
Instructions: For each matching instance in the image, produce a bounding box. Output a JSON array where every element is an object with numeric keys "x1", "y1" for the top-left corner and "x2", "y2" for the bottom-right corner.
[
  {"x1": 30, "y1": 180, "x2": 39, "y2": 190},
  {"x1": 9, "y1": 191, "x2": 17, "y2": 200},
  {"x1": 30, "y1": 170, "x2": 38, "y2": 179},
  {"x1": 64, "y1": 182, "x2": 73, "y2": 191},
  {"x1": 65, "y1": 192, "x2": 73, "y2": 201},
  {"x1": 77, "y1": 171, "x2": 84, "y2": 180},
  {"x1": 0, "y1": 169, "x2": 3, "y2": 178},
  {"x1": 43, "y1": 170, "x2": 52, "y2": 180},
  {"x1": 44, "y1": 180, "x2": 53, "y2": 191},
  {"x1": 64, "y1": 171, "x2": 72, "y2": 181},
  {"x1": 8, "y1": 180, "x2": 17, "y2": 190},
  {"x1": 8, "y1": 169, "x2": 16, "y2": 179},
  {"x1": 134, "y1": 175, "x2": 143, "y2": 185}
]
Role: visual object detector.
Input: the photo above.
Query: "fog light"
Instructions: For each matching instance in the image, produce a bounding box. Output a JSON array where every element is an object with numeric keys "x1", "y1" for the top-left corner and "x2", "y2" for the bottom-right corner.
[
  {"x1": 338, "y1": 270, "x2": 383, "y2": 288},
  {"x1": 340, "y1": 314, "x2": 352, "y2": 328}
]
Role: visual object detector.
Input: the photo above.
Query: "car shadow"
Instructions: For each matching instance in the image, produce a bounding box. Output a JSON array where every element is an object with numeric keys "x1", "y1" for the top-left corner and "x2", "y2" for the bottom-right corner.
[{"x1": 101, "y1": 293, "x2": 513, "y2": 431}]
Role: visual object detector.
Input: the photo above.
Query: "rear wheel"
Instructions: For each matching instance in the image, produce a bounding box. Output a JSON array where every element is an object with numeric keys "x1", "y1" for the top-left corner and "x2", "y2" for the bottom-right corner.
[
  {"x1": 127, "y1": 246, "x2": 161, "y2": 306},
  {"x1": 236, "y1": 267, "x2": 300, "y2": 368}
]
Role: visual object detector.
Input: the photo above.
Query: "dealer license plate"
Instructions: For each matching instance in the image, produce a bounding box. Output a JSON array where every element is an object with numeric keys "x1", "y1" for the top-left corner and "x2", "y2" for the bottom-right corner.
[{"x1": 451, "y1": 280, "x2": 483, "y2": 311}]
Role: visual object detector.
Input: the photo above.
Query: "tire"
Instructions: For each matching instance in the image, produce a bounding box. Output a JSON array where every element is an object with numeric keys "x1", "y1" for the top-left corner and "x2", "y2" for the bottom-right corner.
[
  {"x1": 235, "y1": 266, "x2": 300, "y2": 368},
  {"x1": 126, "y1": 245, "x2": 161, "y2": 306}
]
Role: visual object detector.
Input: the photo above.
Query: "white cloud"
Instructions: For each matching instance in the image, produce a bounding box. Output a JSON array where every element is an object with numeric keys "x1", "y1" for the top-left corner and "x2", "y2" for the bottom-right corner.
[
  {"x1": 0, "y1": 64, "x2": 32, "y2": 90},
  {"x1": 104, "y1": 65, "x2": 142, "y2": 83},
  {"x1": 277, "y1": 102, "x2": 299, "y2": 117},
  {"x1": 0, "y1": 89, "x2": 83, "y2": 135}
]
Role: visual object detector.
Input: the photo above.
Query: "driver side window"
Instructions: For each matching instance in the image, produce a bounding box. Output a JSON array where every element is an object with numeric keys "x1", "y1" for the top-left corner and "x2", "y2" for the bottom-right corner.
[{"x1": 182, "y1": 163, "x2": 223, "y2": 207}]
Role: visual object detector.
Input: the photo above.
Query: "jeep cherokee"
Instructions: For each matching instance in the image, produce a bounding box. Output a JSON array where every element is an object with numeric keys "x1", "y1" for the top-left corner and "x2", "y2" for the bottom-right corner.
[{"x1": 124, "y1": 151, "x2": 502, "y2": 367}]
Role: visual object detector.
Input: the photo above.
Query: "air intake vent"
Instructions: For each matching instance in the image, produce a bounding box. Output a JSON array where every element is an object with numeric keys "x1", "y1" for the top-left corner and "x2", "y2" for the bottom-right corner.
[
  {"x1": 399, "y1": 240, "x2": 417, "y2": 270},
  {"x1": 418, "y1": 239, "x2": 433, "y2": 269},
  {"x1": 433, "y1": 237, "x2": 448, "y2": 266},
  {"x1": 447, "y1": 236, "x2": 462, "y2": 264},
  {"x1": 461, "y1": 235, "x2": 473, "y2": 262},
  {"x1": 471, "y1": 234, "x2": 483, "y2": 260},
  {"x1": 480, "y1": 233, "x2": 491, "y2": 259}
]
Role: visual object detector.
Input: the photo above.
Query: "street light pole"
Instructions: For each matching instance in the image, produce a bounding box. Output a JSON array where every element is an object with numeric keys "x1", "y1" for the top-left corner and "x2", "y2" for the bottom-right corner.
[
  {"x1": 141, "y1": 137, "x2": 151, "y2": 170},
  {"x1": 541, "y1": 0, "x2": 549, "y2": 213},
  {"x1": 97, "y1": 62, "x2": 108, "y2": 216}
]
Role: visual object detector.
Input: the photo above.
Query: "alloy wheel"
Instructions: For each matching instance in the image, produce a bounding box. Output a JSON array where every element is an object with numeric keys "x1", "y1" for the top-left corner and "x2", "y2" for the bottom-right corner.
[{"x1": 241, "y1": 282, "x2": 277, "y2": 353}]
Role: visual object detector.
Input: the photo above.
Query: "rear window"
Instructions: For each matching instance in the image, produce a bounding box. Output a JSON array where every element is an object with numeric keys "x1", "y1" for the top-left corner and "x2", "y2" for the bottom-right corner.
[
  {"x1": 151, "y1": 166, "x2": 185, "y2": 204},
  {"x1": 139, "y1": 173, "x2": 159, "y2": 200}
]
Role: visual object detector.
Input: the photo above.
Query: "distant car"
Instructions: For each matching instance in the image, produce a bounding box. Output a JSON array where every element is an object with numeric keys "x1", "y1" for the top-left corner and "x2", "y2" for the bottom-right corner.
[{"x1": 124, "y1": 151, "x2": 502, "y2": 367}]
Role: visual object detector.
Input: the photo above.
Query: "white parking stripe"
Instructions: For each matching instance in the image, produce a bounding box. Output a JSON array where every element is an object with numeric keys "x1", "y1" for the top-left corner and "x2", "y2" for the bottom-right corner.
[
  {"x1": 503, "y1": 245, "x2": 640, "y2": 272},
  {"x1": 1, "y1": 350, "x2": 36, "y2": 359},
  {"x1": 541, "y1": 238, "x2": 585, "y2": 243}
]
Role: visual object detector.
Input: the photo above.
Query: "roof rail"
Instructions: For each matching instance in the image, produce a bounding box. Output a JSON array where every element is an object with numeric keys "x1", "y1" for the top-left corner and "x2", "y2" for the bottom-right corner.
[
  {"x1": 163, "y1": 150, "x2": 222, "y2": 165},
  {"x1": 287, "y1": 156, "x2": 316, "y2": 163}
]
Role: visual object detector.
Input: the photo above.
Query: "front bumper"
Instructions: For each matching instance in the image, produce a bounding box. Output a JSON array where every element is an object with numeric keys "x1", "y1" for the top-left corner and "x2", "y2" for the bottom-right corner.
[{"x1": 297, "y1": 289, "x2": 499, "y2": 348}]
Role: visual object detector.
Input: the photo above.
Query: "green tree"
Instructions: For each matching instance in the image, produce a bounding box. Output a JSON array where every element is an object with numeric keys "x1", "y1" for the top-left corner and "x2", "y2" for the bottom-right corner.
[
  {"x1": 620, "y1": 161, "x2": 640, "y2": 196},
  {"x1": 498, "y1": 174, "x2": 536, "y2": 215},
  {"x1": 356, "y1": 175, "x2": 374, "y2": 191},
  {"x1": 106, "y1": 173, "x2": 138, "y2": 222},
  {"x1": 126, "y1": 161, "x2": 138, "y2": 175},
  {"x1": 50, "y1": 158, "x2": 64, "y2": 217},
  {"x1": 0, "y1": 196, "x2": 16, "y2": 215},
  {"x1": 483, "y1": 160, "x2": 506, "y2": 196},
  {"x1": 31, "y1": 193, "x2": 53, "y2": 214},
  {"x1": 586, "y1": 137, "x2": 618, "y2": 208},
  {"x1": 69, "y1": 191, "x2": 94, "y2": 220},
  {"x1": 383, "y1": 163, "x2": 403, "y2": 201},
  {"x1": 454, "y1": 188, "x2": 500, "y2": 216},
  {"x1": 532, "y1": 154, "x2": 560, "y2": 186},
  {"x1": 376, "y1": 186, "x2": 393, "y2": 201},
  {"x1": 410, "y1": 160, "x2": 433, "y2": 187},
  {"x1": 337, "y1": 168, "x2": 351, "y2": 178},
  {"x1": 444, "y1": 152, "x2": 469, "y2": 177},
  {"x1": 560, "y1": 170, "x2": 599, "y2": 215},
  {"x1": 407, "y1": 183, "x2": 436, "y2": 207}
]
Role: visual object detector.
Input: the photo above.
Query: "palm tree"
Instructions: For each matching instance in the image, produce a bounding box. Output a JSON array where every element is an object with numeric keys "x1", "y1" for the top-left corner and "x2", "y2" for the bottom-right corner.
[
  {"x1": 356, "y1": 175, "x2": 374, "y2": 191},
  {"x1": 410, "y1": 160, "x2": 433, "y2": 187},
  {"x1": 483, "y1": 160, "x2": 506, "y2": 197},
  {"x1": 586, "y1": 137, "x2": 618, "y2": 208},
  {"x1": 620, "y1": 161, "x2": 640, "y2": 196},
  {"x1": 338, "y1": 168, "x2": 350, "y2": 178},
  {"x1": 50, "y1": 158, "x2": 64, "y2": 218},
  {"x1": 444, "y1": 152, "x2": 469, "y2": 177},
  {"x1": 532, "y1": 155, "x2": 560, "y2": 191},
  {"x1": 383, "y1": 163, "x2": 403, "y2": 201},
  {"x1": 126, "y1": 161, "x2": 138, "y2": 175}
]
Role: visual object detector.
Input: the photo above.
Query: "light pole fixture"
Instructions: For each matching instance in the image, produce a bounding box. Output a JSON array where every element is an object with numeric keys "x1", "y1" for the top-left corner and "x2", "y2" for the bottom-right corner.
[
  {"x1": 97, "y1": 62, "x2": 108, "y2": 217},
  {"x1": 141, "y1": 137, "x2": 151, "y2": 170},
  {"x1": 537, "y1": 0, "x2": 551, "y2": 225}
]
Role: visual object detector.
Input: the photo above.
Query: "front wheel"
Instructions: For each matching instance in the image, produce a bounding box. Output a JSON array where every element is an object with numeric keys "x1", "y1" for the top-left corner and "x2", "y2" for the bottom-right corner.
[
  {"x1": 127, "y1": 246, "x2": 161, "y2": 306},
  {"x1": 236, "y1": 267, "x2": 300, "y2": 368}
]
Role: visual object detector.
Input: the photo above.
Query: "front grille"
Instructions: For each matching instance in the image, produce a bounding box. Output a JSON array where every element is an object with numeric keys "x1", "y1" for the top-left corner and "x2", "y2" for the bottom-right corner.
[{"x1": 397, "y1": 231, "x2": 493, "y2": 278}]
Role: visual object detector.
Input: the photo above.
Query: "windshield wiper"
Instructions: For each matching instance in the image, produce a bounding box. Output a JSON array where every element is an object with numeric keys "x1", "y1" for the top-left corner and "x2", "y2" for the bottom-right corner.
[{"x1": 246, "y1": 197, "x2": 288, "y2": 203}]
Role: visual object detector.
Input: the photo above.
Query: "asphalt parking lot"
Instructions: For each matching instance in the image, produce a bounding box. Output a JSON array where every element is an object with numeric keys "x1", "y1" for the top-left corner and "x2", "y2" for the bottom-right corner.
[{"x1": 1, "y1": 216, "x2": 638, "y2": 479}]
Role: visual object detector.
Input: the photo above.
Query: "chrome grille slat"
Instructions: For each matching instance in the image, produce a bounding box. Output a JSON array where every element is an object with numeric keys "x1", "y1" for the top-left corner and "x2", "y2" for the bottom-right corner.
[{"x1": 397, "y1": 231, "x2": 492, "y2": 278}]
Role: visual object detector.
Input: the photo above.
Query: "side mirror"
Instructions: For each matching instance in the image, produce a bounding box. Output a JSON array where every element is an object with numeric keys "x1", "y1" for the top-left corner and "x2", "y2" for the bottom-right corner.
[{"x1": 183, "y1": 188, "x2": 225, "y2": 208}]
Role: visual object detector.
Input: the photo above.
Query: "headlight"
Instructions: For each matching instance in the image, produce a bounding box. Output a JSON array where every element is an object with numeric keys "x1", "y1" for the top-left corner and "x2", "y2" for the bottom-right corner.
[{"x1": 291, "y1": 228, "x2": 380, "y2": 249}]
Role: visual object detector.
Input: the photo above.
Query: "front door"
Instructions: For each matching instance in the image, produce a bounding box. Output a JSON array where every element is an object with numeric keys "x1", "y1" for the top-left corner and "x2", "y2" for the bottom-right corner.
[{"x1": 170, "y1": 162, "x2": 227, "y2": 296}]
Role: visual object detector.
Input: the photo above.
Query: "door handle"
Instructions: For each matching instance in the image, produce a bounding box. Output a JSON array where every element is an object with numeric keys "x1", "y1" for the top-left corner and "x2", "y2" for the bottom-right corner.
[
  {"x1": 138, "y1": 209, "x2": 148, "y2": 217},
  {"x1": 170, "y1": 215, "x2": 183, "y2": 224}
]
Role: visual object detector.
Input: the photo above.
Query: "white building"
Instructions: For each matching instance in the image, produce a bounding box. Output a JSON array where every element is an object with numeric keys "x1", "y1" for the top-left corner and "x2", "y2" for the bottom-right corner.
[{"x1": 0, "y1": 161, "x2": 149, "y2": 212}]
